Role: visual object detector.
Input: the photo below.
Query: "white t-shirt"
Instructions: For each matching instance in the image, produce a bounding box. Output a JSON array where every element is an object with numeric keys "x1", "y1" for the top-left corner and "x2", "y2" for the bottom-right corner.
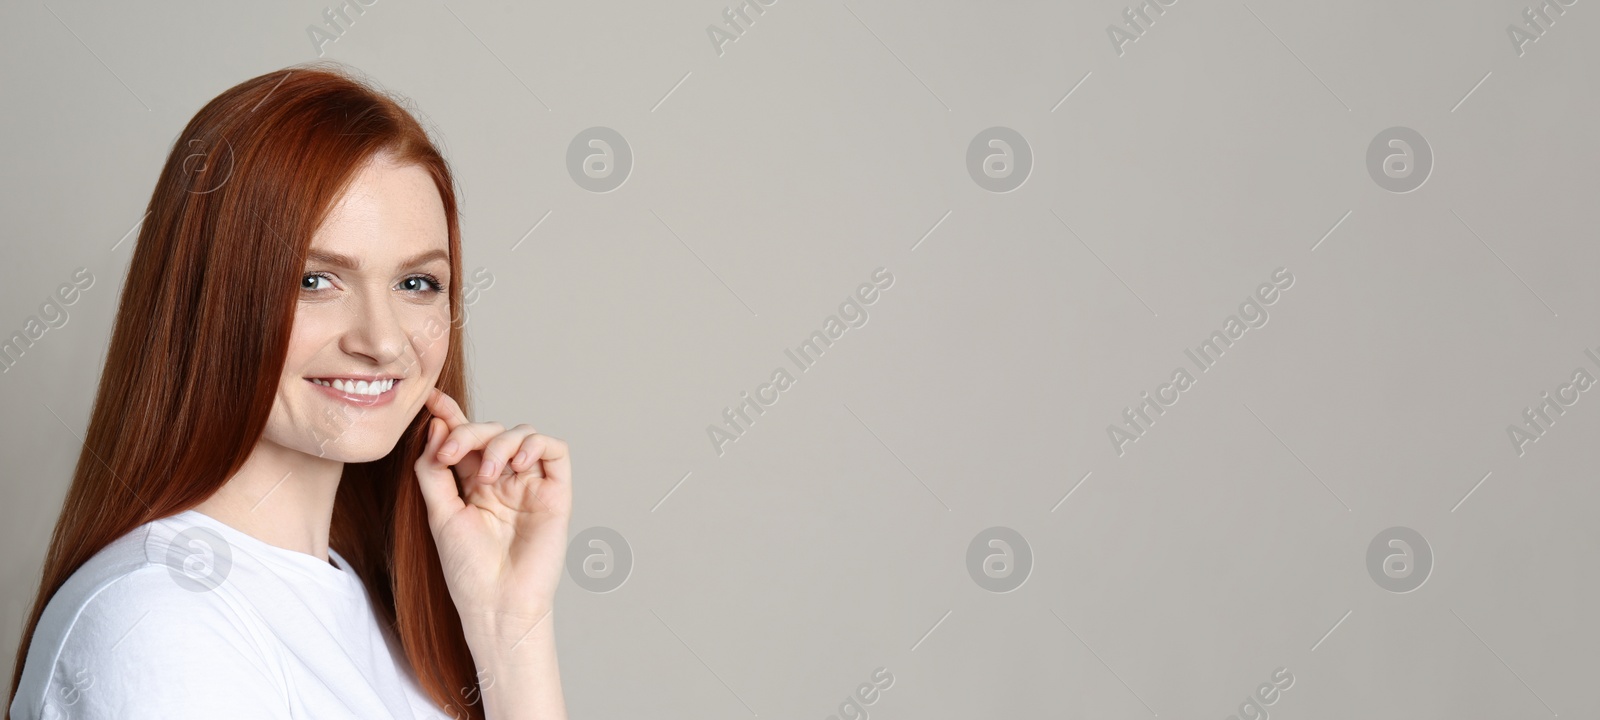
[{"x1": 9, "y1": 509, "x2": 453, "y2": 719}]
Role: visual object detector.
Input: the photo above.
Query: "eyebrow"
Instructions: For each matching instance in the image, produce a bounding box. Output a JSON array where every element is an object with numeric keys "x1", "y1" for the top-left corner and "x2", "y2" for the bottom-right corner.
[{"x1": 306, "y1": 248, "x2": 450, "y2": 271}]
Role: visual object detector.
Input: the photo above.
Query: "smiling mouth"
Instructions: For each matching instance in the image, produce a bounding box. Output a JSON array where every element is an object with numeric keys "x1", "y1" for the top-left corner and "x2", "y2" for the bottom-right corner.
[{"x1": 306, "y1": 377, "x2": 400, "y2": 397}]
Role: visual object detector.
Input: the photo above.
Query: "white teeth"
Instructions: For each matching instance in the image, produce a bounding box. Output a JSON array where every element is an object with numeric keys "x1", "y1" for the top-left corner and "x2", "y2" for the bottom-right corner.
[{"x1": 314, "y1": 378, "x2": 395, "y2": 396}]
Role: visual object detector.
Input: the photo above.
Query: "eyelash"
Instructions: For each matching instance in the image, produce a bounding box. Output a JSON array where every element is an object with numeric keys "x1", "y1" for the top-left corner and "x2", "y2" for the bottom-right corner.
[{"x1": 301, "y1": 272, "x2": 447, "y2": 295}]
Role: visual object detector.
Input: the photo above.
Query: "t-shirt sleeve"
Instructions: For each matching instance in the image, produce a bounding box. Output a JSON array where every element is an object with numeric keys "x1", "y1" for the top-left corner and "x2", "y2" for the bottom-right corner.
[{"x1": 30, "y1": 568, "x2": 294, "y2": 720}]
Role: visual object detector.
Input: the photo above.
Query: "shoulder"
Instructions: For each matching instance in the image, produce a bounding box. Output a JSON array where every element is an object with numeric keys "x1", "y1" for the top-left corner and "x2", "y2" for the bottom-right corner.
[
  {"x1": 57, "y1": 564, "x2": 269, "y2": 662},
  {"x1": 30, "y1": 517, "x2": 263, "y2": 662},
  {"x1": 9, "y1": 522, "x2": 291, "y2": 720}
]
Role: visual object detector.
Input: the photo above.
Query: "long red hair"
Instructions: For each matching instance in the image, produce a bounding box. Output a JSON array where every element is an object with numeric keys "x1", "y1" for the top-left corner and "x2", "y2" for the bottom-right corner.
[{"x1": 6, "y1": 62, "x2": 483, "y2": 720}]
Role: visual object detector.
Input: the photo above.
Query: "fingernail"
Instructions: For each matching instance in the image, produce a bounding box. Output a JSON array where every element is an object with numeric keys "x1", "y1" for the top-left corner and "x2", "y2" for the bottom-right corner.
[
  {"x1": 479, "y1": 461, "x2": 496, "y2": 478},
  {"x1": 512, "y1": 451, "x2": 527, "y2": 467},
  {"x1": 440, "y1": 441, "x2": 459, "y2": 457}
]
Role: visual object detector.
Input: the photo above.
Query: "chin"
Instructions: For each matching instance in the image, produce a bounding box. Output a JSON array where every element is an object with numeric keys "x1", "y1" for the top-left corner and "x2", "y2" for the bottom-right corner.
[
  {"x1": 310, "y1": 429, "x2": 408, "y2": 463},
  {"x1": 262, "y1": 419, "x2": 409, "y2": 464}
]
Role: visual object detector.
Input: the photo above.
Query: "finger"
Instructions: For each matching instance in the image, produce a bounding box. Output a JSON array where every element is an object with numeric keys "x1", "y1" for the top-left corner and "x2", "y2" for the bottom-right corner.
[
  {"x1": 479, "y1": 424, "x2": 539, "y2": 479},
  {"x1": 436, "y1": 421, "x2": 506, "y2": 465},
  {"x1": 414, "y1": 417, "x2": 465, "y2": 526},
  {"x1": 521, "y1": 435, "x2": 571, "y2": 517},
  {"x1": 507, "y1": 430, "x2": 549, "y2": 475},
  {"x1": 424, "y1": 388, "x2": 472, "y2": 430},
  {"x1": 535, "y1": 435, "x2": 571, "y2": 487},
  {"x1": 505, "y1": 434, "x2": 555, "y2": 515},
  {"x1": 519, "y1": 434, "x2": 570, "y2": 486},
  {"x1": 509, "y1": 436, "x2": 544, "y2": 479}
]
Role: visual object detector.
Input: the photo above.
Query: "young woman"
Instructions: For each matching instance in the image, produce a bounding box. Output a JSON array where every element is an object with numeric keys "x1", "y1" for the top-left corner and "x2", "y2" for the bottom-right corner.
[{"x1": 6, "y1": 64, "x2": 571, "y2": 720}]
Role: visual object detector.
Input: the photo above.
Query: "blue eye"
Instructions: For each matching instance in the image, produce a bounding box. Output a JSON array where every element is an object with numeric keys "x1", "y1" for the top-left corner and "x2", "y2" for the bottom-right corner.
[
  {"x1": 301, "y1": 273, "x2": 333, "y2": 291},
  {"x1": 300, "y1": 272, "x2": 443, "y2": 295},
  {"x1": 400, "y1": 274, "x2": 446, "y2": 294}
]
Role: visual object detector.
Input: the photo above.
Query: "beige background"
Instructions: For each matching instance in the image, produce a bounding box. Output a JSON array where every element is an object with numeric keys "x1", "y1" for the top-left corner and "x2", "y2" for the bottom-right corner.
[{"x1": 3, "y1": 0, "x2": 1598, "y2": 717}]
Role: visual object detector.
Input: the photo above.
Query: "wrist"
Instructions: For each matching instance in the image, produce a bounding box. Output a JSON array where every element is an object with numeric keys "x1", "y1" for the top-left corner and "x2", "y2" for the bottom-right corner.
[{"x1": 461, "y1": 605, "x2": 557, "y2": 659}]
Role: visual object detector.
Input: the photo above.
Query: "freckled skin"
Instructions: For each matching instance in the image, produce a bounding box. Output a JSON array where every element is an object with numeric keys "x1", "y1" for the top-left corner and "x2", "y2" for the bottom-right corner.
[{"x1": 261, "y1": 152, "x2": 453, "y2": 462}]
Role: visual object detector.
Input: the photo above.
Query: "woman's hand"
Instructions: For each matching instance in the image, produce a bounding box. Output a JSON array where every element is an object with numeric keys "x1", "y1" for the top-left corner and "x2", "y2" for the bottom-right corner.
[{"x1": 414, "y1": 388, "x2": 572, "y2": 654}]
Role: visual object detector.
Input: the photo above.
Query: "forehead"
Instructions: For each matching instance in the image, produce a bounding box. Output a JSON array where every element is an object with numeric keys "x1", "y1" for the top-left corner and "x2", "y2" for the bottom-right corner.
[{"x1": 310, "y1": 155, "x2": 448, "y2": 259}]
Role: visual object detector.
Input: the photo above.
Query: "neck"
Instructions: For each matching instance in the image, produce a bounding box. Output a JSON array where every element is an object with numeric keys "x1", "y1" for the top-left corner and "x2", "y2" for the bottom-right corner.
[{"x1": 192, "y1": 438, "x2": 344, "y2": 563}]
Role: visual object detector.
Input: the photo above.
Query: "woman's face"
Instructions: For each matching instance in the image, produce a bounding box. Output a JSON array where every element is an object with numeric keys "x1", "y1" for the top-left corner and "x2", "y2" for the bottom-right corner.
[{"x1": 261, "y1": 153, "x2": 453, "y2": 463}]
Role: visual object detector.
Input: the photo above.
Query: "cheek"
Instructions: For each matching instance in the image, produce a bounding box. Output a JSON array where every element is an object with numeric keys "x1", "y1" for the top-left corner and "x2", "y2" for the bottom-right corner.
[
  {"x1": 281, "y1": 310, "x2": 343, "y2": 377},
  {"x1": 402, "y1": 305, "x2": 452, "y2": 378}
]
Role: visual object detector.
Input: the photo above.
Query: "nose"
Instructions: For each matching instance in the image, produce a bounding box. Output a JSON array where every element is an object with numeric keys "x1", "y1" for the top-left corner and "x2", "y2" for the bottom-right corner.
[{"x1": 338, "y1": 284, "x2": 408, "y2": 366}]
